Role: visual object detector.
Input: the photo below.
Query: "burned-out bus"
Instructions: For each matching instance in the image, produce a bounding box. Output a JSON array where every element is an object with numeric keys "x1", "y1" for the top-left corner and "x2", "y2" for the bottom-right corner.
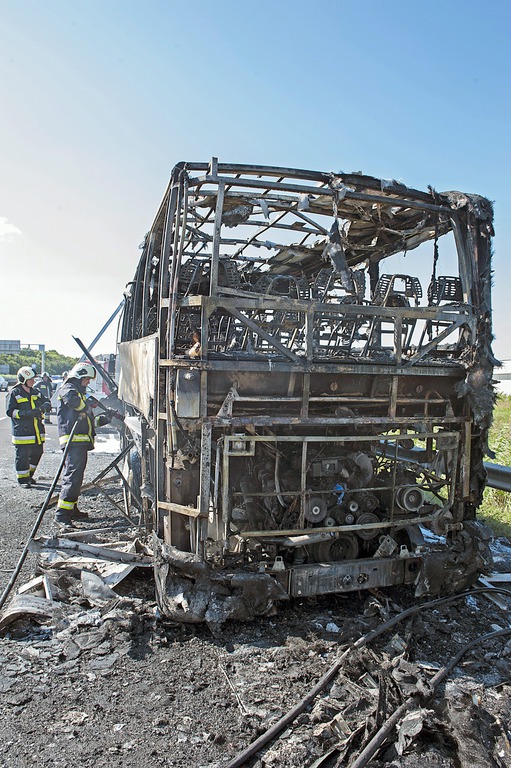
[{"x1": 118, "y1": 160, "x2": 495, "y2": 625}]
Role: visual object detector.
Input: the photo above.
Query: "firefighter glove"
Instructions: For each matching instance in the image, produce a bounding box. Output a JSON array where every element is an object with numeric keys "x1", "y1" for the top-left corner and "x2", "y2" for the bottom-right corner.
[
  {"x1": 23, "y1": 408, "x2": 41, "y2": 418},
  {"x1": 105, "y1": 407, "x2": 124, "y2": 422}
]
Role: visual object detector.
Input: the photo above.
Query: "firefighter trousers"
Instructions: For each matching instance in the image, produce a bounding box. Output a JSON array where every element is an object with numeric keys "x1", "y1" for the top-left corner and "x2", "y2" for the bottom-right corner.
[
  {"x1": 15, "y1": 443, "x2": 44, "y2": 483},
  {"x1": 58, "y1": 444, "x2": 89, "y2": 511}
]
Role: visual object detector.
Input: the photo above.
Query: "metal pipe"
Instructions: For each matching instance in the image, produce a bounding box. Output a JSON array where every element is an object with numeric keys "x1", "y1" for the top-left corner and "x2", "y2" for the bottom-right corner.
[
  {"x1": 79, "y1": 300, "x2": 124, "y2": 359},
  {"x1": 72, "y1": 336, "x2": 118, "y2": 393}
]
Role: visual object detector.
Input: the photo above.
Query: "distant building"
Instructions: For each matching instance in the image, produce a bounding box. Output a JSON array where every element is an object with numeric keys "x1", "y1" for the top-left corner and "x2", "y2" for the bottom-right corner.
[
  {"x1": 0, "y1": 340, "x2": 21, "y2": 353},
  {"x1": 494, "y1": 360, "x2": 511, "y2": 395}
]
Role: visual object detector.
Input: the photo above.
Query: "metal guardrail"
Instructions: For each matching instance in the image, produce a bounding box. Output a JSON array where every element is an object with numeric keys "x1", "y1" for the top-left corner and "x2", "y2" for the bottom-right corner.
[
  {"x1": 484, "y1": 463, "x2": 511, "y2": 493},
  {"x1": 378, "y1": 442, "x2": 511, "y2": 494},
  {"x1": 378, "y1": 441, "x2": 511, "y2": 493}
]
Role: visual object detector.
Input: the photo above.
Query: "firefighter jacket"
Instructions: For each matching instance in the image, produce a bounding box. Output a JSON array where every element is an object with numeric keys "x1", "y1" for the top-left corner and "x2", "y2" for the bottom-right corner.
[
  {"x1": 35, "y1": 376, "x2": 53, "y2": 400},
  {"x1": 57, "y1": 378, "x2": 109, "y2": 450},
  {"x1": 6, "y1": 383, "x2": 50, "y2": 445}
]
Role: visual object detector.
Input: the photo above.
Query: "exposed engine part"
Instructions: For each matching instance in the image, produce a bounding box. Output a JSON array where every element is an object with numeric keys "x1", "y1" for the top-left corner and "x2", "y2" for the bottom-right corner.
[
  {"x1": 304, "y1": 496, "x2": 328, "y2": 523},
  {"x1": 355, "y1": 512, "x2": 381, "y2": 540},
  {"x1": 310, "y1": 533, "x2": 360, "y2": 563},
  {"x1": 373, "y1": 535, "x2": 398, "y2": 558},
  {"x1": 357, "y1": 493, "x2": 380, "y2": 513},
  {"x1": 334, "y1": 482, "x2": 347, "y2": 504},
  {"x1": 350, "y1": 452, "x2": 373, "y2": 487},
  {"x1": 312, "y1": 458, "x2": 346, "y2": 478},
  {"x1": 396, "y1": 485, "x2": 425, "y2": 512},
  {"x1": 280, "y1": 531, "x2": 336, "y2": 548}
]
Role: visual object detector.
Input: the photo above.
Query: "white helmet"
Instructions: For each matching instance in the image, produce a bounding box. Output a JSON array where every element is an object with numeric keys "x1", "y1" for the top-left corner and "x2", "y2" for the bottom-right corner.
[
  {"x1": 17, "y1": 366, "x2": 36, "y2": 384},
  {"x1": 68, "y1": 363, "x2": 97, "y2": 380}
]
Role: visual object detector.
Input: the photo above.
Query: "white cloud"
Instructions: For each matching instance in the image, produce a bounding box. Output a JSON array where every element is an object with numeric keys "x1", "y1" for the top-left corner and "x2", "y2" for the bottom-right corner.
[{"x1": 0, "y1": 216, "x2": 22, "y2": 239}]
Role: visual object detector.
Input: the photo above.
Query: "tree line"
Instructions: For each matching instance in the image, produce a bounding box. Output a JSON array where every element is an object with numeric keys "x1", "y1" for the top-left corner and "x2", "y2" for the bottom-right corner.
[{"x1": 0, "y1": 349, "x2": 78, "y2": 377}]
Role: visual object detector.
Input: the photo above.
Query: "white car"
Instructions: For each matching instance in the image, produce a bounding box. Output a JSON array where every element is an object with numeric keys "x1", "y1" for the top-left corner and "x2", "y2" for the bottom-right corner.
[
  {"x1": 0, "y1": 376, "x2": 8, "y2": 392},
  {"x1": 50, "y1": 378, "x2": 64, "y2": 413}
]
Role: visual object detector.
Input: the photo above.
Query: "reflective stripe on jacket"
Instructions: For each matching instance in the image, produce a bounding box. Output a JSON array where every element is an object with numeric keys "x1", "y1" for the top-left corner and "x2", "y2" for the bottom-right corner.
[
  {"x1": 6, "y1": 384, "x2": 48, "y2": 445},
  {"x1": 57, "y1": 379, "x2": 96, "y2": 450}
]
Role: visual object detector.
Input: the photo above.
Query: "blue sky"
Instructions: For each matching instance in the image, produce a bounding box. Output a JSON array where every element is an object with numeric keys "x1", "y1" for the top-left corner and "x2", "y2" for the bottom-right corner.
[{"x1": 0, "y1": 0, "x2": 509, "y2": 359}]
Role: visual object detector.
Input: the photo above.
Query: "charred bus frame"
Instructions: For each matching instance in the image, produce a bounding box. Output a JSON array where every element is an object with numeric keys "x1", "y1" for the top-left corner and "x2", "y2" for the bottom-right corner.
[{"x1": 118, "y1": 160, "x2": 495, "y2": 624}]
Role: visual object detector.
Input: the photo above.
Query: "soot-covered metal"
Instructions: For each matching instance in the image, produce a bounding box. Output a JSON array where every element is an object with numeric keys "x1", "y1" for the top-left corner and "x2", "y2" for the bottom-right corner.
[{"x1": 118, "y1": 160, "x2": 495, "y2": 625}]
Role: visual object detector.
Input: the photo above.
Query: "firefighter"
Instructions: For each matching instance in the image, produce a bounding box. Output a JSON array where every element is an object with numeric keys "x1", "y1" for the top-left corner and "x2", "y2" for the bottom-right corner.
[
  {"x1": 55, "y1": 363, "x2": 112, "y2": 526},
  {"x1": 35, "y1": 372, "x2": 54, "y2": 424},
  {"x1": 30, "y1": 365, "x2": 42, "y2": 389},
  {"x1": 6, "y1": 366, "x2": 52, "y2": 487}
]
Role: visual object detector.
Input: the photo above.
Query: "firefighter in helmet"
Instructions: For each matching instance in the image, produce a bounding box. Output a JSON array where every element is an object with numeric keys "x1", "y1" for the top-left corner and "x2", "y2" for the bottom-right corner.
[
  {"x1": 6, "y1": 366, "x2": 52, "y2": 487},
  {"x1": 35, "y1": 371, "x2": 54, "y2": 424},
  {"x1": 55, "y1": 363, "x2": 112, "y2": 525}
]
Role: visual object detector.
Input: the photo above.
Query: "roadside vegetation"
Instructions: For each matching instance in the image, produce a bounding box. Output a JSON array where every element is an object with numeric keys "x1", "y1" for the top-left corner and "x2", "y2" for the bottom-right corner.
[
  {"x1": 479, "y1": 394, "x2": 511, "y2": 538},
  {"x1": 0, "y1": 349, "x2": 78, "y2": 378}
]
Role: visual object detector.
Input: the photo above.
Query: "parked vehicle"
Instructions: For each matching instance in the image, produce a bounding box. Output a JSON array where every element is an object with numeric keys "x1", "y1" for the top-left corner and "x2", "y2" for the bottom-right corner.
[
  {"x1": 50, "y1": 377, "x2": 64, "y2": 413},
  {"x1": 51, "y1": 376, "x2": 64, "y2": 391},
  {"x1": 117, "y1": 159, "x2": 495, "y2": 625},
  {"x1": 0, "y1": 377, "x2": 8, "y2": 392}
]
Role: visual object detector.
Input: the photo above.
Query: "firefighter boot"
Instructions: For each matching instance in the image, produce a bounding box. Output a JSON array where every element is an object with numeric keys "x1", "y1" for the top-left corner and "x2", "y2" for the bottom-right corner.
[{"x1": 55, "y1": 511, "x2": 75, "y2": 527}]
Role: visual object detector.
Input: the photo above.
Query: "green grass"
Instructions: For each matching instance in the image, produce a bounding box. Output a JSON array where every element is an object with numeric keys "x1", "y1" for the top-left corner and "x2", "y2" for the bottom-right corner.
[{"x1": 479, "y1": 394, "x2": 511, "y2": 538}]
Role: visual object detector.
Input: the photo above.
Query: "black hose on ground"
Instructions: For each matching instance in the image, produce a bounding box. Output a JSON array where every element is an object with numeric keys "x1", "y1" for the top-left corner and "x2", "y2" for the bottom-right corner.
[
  {"x1": 349, "y1": 626, "x2": 511, "y2": 768},
  {"x1": 0, "y1": 421, "x2": 80, "y2": 611},
  {"x1": 222, "y1": 587, "x2": 511, "y2": 768}
]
